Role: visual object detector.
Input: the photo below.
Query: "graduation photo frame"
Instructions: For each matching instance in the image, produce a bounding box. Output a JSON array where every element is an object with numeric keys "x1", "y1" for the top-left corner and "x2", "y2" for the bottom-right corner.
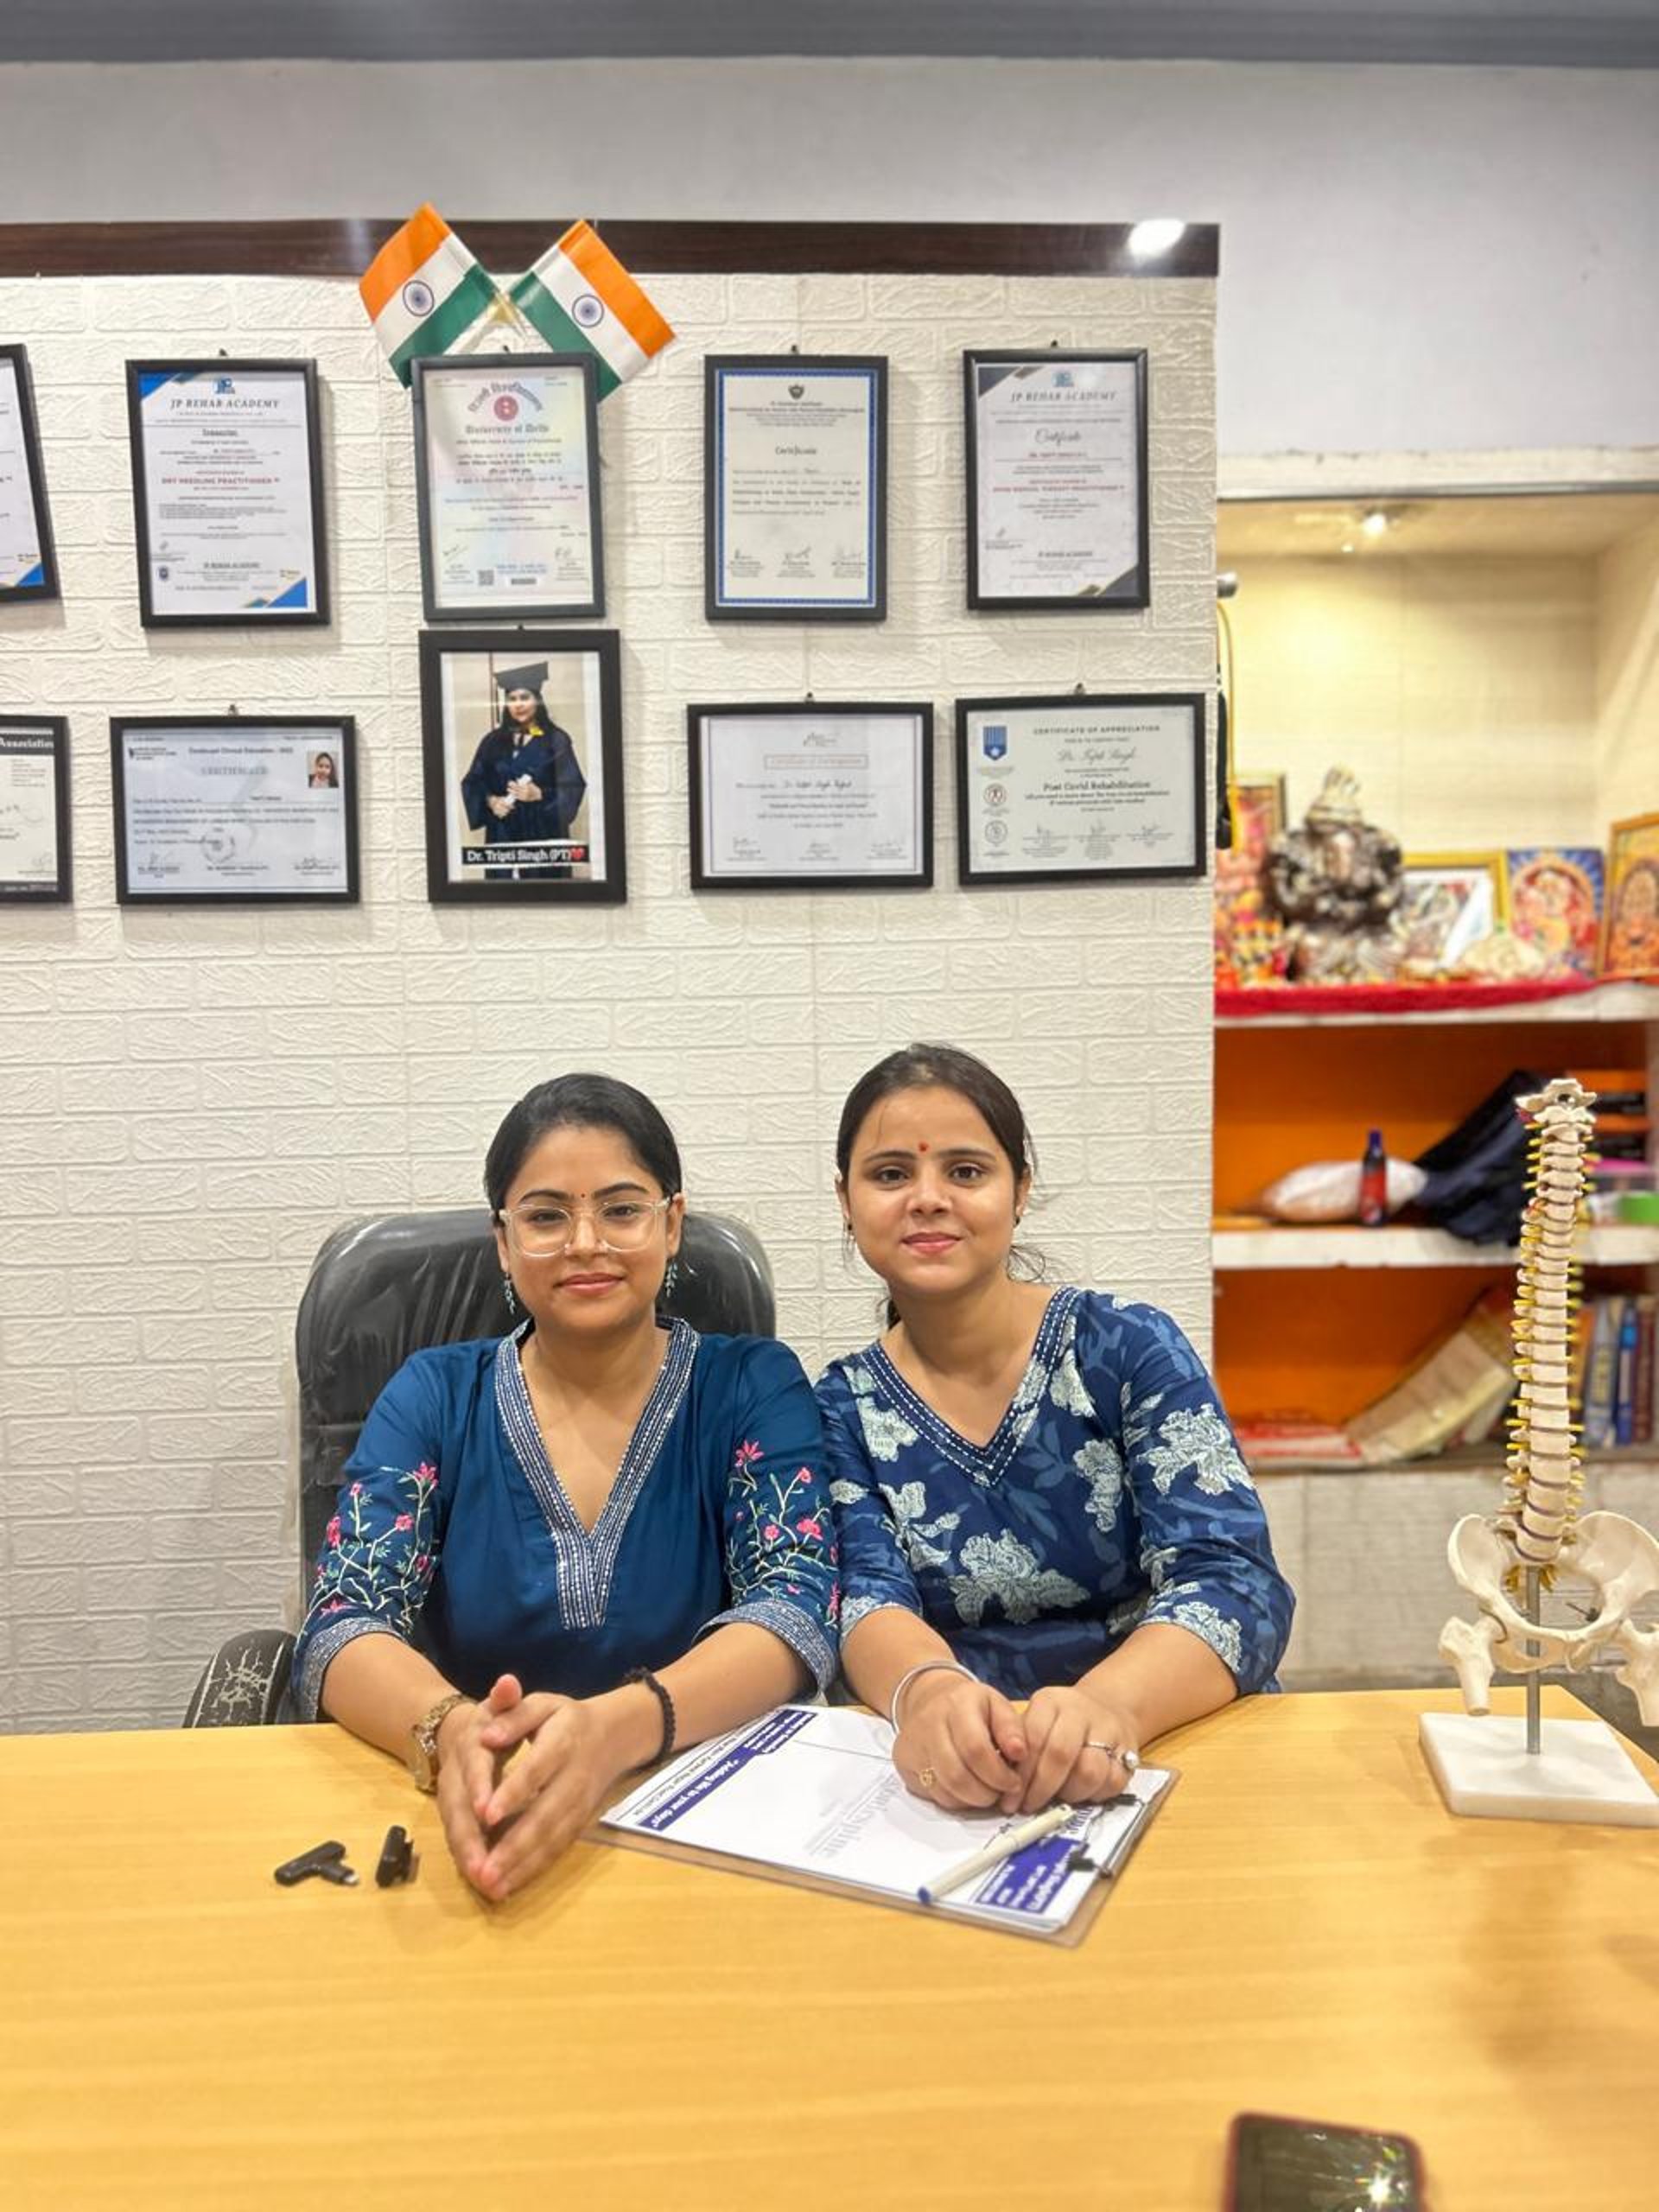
[
  {"x1": 419, "y1": 629, "x2": 626, "y2": 905},
  {"x1": 0, "y1": 346, "x2": 60, "y2": 603}
]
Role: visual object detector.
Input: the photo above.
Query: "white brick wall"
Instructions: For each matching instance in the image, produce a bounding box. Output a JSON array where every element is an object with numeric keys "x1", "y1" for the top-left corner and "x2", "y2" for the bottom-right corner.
[{"x1": 0, "y1": 268, "x2": 1217, "y2": 1732}]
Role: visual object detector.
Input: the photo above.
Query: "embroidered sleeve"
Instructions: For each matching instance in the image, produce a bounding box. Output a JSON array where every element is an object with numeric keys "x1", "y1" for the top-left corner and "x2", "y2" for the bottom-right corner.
[
  {"x1": 701, "y1": 1340, "x2": 840, "y2": 1693},
  {"x1": 290, "y1": 1360, "x2": 446, "y2": 1721},
  {"x1": 1084, "y1": 1297, "x2": 1295, "y2": 1694},
  {"x1": 814, "y1": 1363, "x2": 925, "y2": 1638}
]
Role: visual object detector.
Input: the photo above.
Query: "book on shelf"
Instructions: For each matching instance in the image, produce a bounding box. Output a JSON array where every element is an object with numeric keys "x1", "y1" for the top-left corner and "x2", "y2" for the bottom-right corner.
[
  {"x1": 1634, "y1": 1296, "x2": 1656, "y2": 1448},
  {"x1": 1232, "y1": 1419, "x2": 1363, "y2": 1465},
  {"x1": 1583, "y1": 1294, "x2": 1629, "y2": 1451},
  {"x1": 1344, "y1": 1290, "x2": 1515, "y2": 1466}
]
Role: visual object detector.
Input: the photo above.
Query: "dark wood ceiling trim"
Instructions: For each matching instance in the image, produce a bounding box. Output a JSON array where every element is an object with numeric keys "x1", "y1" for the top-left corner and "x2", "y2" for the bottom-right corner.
[{"x1": 0, "y1": 219, "x2": 1218, "y2": 281}]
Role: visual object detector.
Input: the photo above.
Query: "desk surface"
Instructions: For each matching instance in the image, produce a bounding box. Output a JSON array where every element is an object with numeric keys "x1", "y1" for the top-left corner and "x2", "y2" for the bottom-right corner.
[{"x1": 2, "y1": 1688, "x2": 1656, "y2": 2212}]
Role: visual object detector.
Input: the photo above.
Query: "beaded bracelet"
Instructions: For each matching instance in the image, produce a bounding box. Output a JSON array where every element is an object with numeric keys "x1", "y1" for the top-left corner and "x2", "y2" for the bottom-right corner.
[
  {"x1": 623, "y1": 1666, "x2": 677, "y2": 1765},
  {"x1": 888, "y1": 1658, "x2": 977, "y2": 1733}
]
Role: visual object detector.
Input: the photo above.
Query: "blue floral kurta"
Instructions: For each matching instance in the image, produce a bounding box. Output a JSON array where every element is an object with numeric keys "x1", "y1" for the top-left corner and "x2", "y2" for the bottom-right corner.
[
  {"x1": 292, "y1": 1321, "x2": 839, "y2": 1721},
  {"x1": 817, "y1": 1287, "x2": 1292, "y2": 1700}
]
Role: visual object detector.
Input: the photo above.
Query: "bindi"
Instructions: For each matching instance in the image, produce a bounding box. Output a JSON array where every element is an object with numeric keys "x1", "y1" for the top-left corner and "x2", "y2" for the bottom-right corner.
[{"x1": 918, "y1": 1141, "x2": 929, "y2": 1153}]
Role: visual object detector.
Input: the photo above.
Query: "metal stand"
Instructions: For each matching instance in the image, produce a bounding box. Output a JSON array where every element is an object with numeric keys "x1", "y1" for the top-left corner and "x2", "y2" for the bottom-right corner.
[{"x1": 1524, "y1": 1567, "x2": 1542, "y2": 1756}]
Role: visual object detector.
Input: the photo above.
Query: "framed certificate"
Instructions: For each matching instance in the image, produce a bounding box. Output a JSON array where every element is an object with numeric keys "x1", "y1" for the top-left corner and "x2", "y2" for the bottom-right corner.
[
  {"x1": 956, "y1": 693, "x2": 1205, "y2": 886},
  {"x1": 412, "y1": 353, "x2": 605, "y2": 623},
  {"x1": 705, "y1": 356, "x2": 887, "y2": 621},
  {"x1": 111, "y1": 717, "x2": 358, "y2": 904},
  {"x1": 0, "y1": 346, "x2": 60, "y2": 603},
  {"x1": 689, "y1": 701, "x2": 931, "y2": 892},
  {"x1": 0, "y1": 717, "x2": 71, "y2": 902},
  {"x1": 963, "y1": 351, "x2": 1149, "y2": 613},
  {"x1": 420, "y1": 629, "x2": 626, "y2": 905},
  {"x1": 125, "y1": 359, "x2": 330, "y2": 628}
]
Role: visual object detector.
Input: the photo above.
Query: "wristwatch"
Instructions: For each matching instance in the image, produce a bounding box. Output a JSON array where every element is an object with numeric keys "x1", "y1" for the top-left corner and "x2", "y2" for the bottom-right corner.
[{"x1": 407, "y1": 1690, "x2": 470, "y2": 1793}]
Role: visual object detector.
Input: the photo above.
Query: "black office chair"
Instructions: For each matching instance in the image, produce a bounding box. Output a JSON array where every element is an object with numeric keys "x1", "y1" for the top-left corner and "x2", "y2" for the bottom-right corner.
[{"x1": 184, "y1": 1207, "x2": 775, "y2": 1727}]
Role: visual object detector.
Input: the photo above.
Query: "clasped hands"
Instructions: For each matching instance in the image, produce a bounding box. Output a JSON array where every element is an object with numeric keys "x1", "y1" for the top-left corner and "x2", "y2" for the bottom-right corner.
[
  {"x1": 435, "y1": 1672, "x2": 631, "y2": 1902},
  {"x1": 894, "y1": 1672, "x2": 1139, "y2": 1815}
]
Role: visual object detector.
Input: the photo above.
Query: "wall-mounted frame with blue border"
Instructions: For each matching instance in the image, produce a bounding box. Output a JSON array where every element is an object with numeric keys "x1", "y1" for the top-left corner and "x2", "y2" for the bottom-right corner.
[
  {"x1": 124, "y1": 359, "x2": 331, "y2": 630},
  {"x1": 0, "y1": 346, "x2": 61, "y2": 605},
  {"x1": 704, "y1": 355, "x2": 887, "y2": 623}
]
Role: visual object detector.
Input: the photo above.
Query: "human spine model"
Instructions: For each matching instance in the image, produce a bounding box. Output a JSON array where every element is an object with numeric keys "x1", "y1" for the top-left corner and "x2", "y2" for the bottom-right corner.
[{"x1": 1440, "y1": 1078, "x2": 1659, "y2": 1720}]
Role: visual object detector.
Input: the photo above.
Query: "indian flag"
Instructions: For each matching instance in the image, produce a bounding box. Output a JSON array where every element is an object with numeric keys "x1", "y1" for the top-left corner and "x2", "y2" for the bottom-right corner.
[
  {"x1": 509, "y1": 220, "x2": 675, "y2": 397},
  {"x1": 359, "y1": 205, "x2": 503, "y2": 386}
]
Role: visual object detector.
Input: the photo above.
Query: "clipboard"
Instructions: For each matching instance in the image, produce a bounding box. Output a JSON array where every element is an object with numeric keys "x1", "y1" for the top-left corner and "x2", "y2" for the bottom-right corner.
[{"x1": 588, "y1": 1704, "x2": 1179, "y2": 1947}]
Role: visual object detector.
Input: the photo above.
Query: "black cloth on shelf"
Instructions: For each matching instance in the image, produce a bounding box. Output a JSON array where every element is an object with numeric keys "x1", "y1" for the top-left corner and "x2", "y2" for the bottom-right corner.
[{"x1": 1412, "y1": 1067, "x2": 1551, "y2": 1246}]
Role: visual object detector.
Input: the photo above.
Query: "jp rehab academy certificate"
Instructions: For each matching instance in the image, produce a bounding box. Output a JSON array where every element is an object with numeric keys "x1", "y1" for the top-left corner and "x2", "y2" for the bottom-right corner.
[
  {"x1": 134, "y1": 367, "x2": 319, "y2": 618},
  {"x1": 971, "y1": 358, "x2": 1143, "y2": 604},
  {"x1": 419, "y1": 359, "x2": 601, "y2": 614},
  {"x1": 713, "y1": 363, "x2": 882, "y2": 613},
  {"x1": 0, "y1": 357, "x2": 46, "y2": 591}
]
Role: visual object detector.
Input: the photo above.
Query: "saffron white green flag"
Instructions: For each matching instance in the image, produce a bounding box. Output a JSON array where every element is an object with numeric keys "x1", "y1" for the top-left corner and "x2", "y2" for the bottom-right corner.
[
  {"x1": 510, "y1": 220, "x2": 675, "y2": 398},
  {"x1": 359, "y1": 205, "x2": 503, "y2": 386}
]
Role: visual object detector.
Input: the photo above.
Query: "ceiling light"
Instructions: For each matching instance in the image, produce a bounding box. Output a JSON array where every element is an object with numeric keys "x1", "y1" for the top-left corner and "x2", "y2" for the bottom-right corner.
[
  {"x1": 1127, "y1": 219, "x2": 1186, "y2": 259},
  {"x1": 1360, "y1": 508, "x2": 1391, "y2": 538}
]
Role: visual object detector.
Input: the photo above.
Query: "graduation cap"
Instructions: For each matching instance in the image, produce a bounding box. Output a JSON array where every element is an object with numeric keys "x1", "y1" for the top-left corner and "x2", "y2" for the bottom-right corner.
[{"x1": 493, "y1": 660, "x2": 548, "y2": 695}]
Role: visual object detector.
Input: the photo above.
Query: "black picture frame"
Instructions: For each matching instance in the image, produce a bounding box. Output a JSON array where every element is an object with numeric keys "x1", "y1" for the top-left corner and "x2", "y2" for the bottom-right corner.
[
  {"x1": 0, "y1": 346, "x2": 61, "y2": 605},
  {"x1": 955, "y1": 691, "x2": 1205, "y2": 887},
  {"x1": 704, "y1": 354, "x2": 888, "y2": 623},
  {"x1": 418, "y1": 627, "x2": 626, "y2": 905},
  {"x1": 963, "y1": 349, "x2": 1150, "y2": 613},
  {"x1": 111, "y1": 715, "x2": 359, "y2": 905},
  {"x1": 411, "y1": 353, "x2": 606, "y2": 625},
  {"x1": 688, "y1": 700, "x2": 932, "y2": 893},
  {"x1": 0, "y1": 715, "x2": 71, "y2": 901},
  {"x1": 125, "y1": 359, "x2": 331, "y2": 629}
]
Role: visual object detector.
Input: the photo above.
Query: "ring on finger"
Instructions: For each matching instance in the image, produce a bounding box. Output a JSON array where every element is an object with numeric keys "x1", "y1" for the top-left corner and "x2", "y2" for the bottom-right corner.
[
  {"x1": 1084, "y1": 1739, "x2": 1141, "y2": 1773},
  {"x1": 917, "y1": 1764, "x2": 937, "y2": 1789}
]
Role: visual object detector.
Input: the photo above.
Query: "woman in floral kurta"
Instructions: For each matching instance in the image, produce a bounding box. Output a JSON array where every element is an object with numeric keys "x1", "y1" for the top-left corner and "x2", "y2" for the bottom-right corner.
[
  {"x1": 294, "y1": 1074, "x2": 836, "y2": 1902},
  {"x1": 819, "y1": 1045, "x2": 1292, "y2": 1818}
]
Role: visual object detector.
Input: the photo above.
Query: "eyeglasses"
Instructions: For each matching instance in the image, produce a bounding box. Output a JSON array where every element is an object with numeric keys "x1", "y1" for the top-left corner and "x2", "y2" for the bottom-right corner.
[{"x1": 499, "y1": 1194, "x2": 673, "y2": 1256}]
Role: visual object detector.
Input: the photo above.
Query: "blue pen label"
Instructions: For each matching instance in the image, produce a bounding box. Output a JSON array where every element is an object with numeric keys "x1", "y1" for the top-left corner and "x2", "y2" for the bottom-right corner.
[{"x1": 976, "y1": 1834, "x2": 1077, "y2": 1915}]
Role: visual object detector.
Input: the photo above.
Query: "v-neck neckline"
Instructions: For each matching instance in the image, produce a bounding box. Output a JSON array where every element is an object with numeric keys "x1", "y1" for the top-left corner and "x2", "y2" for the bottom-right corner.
[
  {"x1": 866, "y1": 1287, "x2": 1077, "y2": 1478},
  {"x1": 494, "y1": 1319, "x2": 697, "y2": 1626}
]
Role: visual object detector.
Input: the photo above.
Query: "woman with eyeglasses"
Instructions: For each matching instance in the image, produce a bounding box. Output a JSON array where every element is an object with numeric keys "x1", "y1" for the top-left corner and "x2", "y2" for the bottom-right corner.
[
  {"x1": 291, "y1": 1074, "x2": 837, "y2": 1901},
  {"x1": 819, "y1": 1044, "x2": 1292, "y2": 1821}
]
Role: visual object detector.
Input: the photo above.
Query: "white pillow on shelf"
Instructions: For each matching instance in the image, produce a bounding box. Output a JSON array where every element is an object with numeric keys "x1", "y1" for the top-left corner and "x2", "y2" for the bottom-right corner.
[{"x1": 1261, "y1": 1159, "x2": 1427, "y2": 1223}]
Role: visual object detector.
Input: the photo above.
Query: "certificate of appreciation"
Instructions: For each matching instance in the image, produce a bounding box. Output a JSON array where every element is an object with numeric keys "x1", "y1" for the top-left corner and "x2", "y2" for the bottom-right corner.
[
  {"x1": 0, "y1": 346, "x2": 59, "y2": 601},
  {"x1": 111, "y1": 719, "x2": 359, "y2": 904},
  {"x1": 413, "y1": 354, "x2": 604, "y2": 621},
  {"x1": 690, "y1": 702, "x2": 931, "y2": 890},
  {"x1": 956, "y1": 694, "x2": 1204, "y2": 885},
  {"x1": 126, "y1": 360, "x2": 330, "y2": 627},
  {"x1": 0, "y1": 720, "x2": 70, "y2": 901},
  {"x1": 965, "y1": 351, "x2": 1149, "y2": 611},
  {"x1": 706, "y1": 357, "x2": 887, "y2": 620}
]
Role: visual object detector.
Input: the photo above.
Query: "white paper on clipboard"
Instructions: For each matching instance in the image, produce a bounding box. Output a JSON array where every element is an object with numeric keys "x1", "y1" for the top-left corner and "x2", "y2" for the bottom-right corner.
[{"x1": 601, "y1": 1704, "x2": 1173, "y2": 1934}]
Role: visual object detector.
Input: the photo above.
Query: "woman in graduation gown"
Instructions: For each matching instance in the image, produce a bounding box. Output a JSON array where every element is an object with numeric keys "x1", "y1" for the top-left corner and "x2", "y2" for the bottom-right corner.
[
  {"x1": 459, "y1": 658, "x2": 588, "y2": 880},
  {"x1": 817, "y1": 1043, "x2": 1292, "y2": 1819},
  {"x1": 291, "y1": 1074, "x2": 838, "y2": 1900}
]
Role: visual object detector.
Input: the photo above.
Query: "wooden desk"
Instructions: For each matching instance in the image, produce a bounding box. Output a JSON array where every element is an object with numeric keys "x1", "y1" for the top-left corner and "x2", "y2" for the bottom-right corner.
[{"x1": 1, "y1": 1688, "x2": 1655, "y2": 2211}]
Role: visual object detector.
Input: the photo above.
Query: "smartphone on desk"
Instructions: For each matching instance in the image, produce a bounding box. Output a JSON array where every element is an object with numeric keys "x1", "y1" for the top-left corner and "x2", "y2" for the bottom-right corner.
[{"x1": 1224, "y1": 2112, "x2": 1427, "y2": 2211}]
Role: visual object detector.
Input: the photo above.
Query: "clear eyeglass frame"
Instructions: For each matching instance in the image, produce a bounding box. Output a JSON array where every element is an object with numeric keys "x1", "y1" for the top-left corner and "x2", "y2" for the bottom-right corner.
[{"x1": 499, "y1": 1193, "x2": 674, "y2": 1257}]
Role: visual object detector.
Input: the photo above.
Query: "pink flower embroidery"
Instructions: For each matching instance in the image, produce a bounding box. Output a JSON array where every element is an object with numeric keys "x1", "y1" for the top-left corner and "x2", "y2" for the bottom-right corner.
[
  {"x1": 413, "y1": 1463, "x2": 437, "y2": 1490},
  {"x1": 413, "y1": 1554, "x2": 430, "y2": 1576},
  {"x1": 393, "y1": 1513, "x2": 414, "y2": 1532},
  {"x1": 321, "y1": 1599, "x2": 346, "y2": 1615},
  {"x1": 326, "y1": 1515, "x2": 341, "y2": 1547},
  {"x1": 734, "y1": 1440, "x2": 763, "y2": 1470},
  {"x1": 350, "y1": 1480, "x2": 364, "y2": 1497},
  {"x1": 763, "y1": 1522, "x2": 780, "y2": 1540},
  {"x1": 795, "y1": 1516, "x2": 823, "y2": 1539}
]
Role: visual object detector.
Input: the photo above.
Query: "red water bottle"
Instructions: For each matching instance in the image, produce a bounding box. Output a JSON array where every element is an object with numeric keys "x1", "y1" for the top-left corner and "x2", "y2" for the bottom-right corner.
[{"x1": 1358, "y1": 1128, "x2": 1388, "y2": 1226}]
